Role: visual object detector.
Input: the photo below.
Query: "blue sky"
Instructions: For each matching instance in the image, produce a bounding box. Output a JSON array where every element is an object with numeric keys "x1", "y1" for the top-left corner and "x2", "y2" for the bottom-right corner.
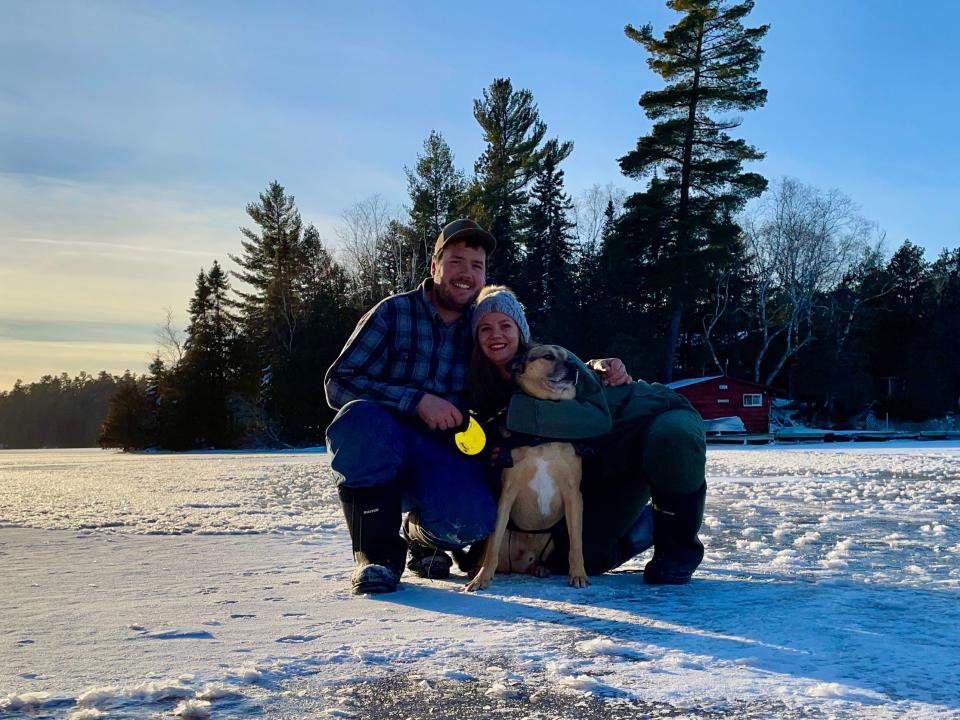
[{"x1": 1, "y1": 1, "x2": 958, "y2": 390}]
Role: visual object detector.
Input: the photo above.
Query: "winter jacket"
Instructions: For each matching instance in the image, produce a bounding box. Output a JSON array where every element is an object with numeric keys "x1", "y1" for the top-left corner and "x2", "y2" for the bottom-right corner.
[{"x1": 504, "y1": 349, "x2": 697, "y2": 441}]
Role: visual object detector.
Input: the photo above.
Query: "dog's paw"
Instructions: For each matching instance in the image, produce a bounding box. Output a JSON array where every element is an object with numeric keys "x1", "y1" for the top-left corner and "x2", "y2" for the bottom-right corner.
[
  {"x1": 530, "y1": 564, "x2": 551, "y2": 578},
  {"x1": 568, "y1": 574, "x2": 591, "y2": 588},
  {"x1": 464, "y1": 571, "x2": 494, "y2": 592}
]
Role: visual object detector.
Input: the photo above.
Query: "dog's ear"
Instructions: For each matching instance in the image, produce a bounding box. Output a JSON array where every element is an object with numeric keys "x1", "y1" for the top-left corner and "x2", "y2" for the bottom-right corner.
[{"x1": 506, "y1": 349, "x2": 528, "y2": 378}]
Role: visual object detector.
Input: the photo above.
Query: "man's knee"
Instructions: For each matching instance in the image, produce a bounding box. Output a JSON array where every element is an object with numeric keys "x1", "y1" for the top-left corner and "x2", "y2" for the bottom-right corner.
[
  {"x1": 642, "y1": 409, "x2": 705, "y2": 494},
  {"x1": 327, "y1": 400, "x2": 398, "y2": 444},
  {"x1": 414, "y1": 474, "x2": 497, "y2": 548},
  {"x1": 326, "y1": 401, "x2": 406, "y2": 488}
]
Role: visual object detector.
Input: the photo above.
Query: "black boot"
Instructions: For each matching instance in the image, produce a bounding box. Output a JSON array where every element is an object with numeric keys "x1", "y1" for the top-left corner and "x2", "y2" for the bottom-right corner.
[
  {"x1": 643, "y1": 482, "x2": 706, "y2": 585},
  {"x1": 338, "y1": 484, "x2": 407, "y2": 594},
  {"x1": 402, "y1": 511, "x2": 453, "y2": 579}
]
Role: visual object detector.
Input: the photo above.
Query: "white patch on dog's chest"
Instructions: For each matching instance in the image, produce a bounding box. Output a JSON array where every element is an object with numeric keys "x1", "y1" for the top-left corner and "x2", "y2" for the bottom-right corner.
[{"x1": 528, "y1": 458, "x2": 558, "y2": 516}]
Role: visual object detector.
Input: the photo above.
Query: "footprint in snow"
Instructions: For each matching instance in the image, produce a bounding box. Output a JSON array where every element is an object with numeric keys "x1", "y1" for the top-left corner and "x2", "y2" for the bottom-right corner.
[
  {"x1": 138, "y1": 629, "x2": 215, "y2": 640},
  {"x1": 276, "y1": 634, "x2": 319, "y2": 643}
]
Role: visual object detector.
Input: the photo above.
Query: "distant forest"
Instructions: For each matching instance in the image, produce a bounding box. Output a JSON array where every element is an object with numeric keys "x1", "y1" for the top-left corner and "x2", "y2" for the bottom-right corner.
[{"x1": 2, "y1": 0, "x2": 958, "y2": 450}]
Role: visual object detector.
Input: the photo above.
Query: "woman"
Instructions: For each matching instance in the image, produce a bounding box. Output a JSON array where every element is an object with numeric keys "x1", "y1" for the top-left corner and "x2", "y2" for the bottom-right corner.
[{"x1": 469, "y1": 285, "x2": 708, "y2": 584}]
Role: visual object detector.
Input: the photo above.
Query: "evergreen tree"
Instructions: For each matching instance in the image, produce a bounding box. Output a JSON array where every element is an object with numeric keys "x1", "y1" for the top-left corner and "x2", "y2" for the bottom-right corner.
[
  {"x1": 178, "y1": 261, "x2": 239, "y2": 447},
  {"x1": 614, "y1": 0, "x2": 768, "y2": 381},
  {"x1": 406, "y1": 130, "x2": 467, "y2": 270},
  {"x1": 523, "y1": 139, "x2": 576, "y2": 340},
  {"x1": 229, "y1": 181, "x2": 312, "y2": 443},
  {"x1": 229, "y1": 181, "x2": 305, "y2": 356},
  {"x1": 98, "y1": 378, "x2": 154, "y2": 450},
  {"x1": 928, "y1": 248, "x2": 960, "y2": 417},
  {"x1": 280, "y1": 227, "x2": 360, "y2": 444},
  {"x1": 566, "y1": 201, "x2": 617, "y2": 359},
  {"x1": 468, "y1": 78, "x2": 568, "y2": 289},
  {"x1": 375, "y1": 219, "x2": 424, "y2": 296},
  {"x1": 866, "y1": 241, "x2": 936, "y2": 420}
]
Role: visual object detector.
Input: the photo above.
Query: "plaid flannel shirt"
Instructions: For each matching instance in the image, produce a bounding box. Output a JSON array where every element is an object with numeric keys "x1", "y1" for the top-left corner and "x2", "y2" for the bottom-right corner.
[{"x1": 324, "y1": 280, "x2": 473, "y2": 415}]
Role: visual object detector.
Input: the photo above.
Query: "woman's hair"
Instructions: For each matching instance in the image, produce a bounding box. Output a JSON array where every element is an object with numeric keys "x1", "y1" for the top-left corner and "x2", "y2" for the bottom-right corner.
[{"x1": 469, "y1": 335, "x2": 532, "y2": 420}]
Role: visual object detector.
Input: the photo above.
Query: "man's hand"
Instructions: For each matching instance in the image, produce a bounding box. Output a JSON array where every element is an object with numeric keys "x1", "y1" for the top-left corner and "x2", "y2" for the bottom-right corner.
[
  {"x1": 588, "y1": 358, "x2": 633, "y2": 387},
  {"x1": 416, "y1": 394, "x2": 464, "y2": 431}
]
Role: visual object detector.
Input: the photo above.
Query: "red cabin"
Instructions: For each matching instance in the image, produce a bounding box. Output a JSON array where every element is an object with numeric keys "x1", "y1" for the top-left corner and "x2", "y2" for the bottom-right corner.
[{"x1": 667, "y1": 375, "x2": 772, "y2": 434}]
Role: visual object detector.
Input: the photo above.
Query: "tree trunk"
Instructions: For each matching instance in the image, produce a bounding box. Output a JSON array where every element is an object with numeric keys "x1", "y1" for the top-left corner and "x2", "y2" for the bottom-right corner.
[{"x1": 664, "y1": 22, "x2": 704, "y2": 385}]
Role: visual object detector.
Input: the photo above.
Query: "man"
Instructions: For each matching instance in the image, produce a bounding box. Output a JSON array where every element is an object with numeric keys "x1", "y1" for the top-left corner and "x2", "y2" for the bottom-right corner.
[{"x1": 325, "y1": 219, "x2": 498, "y2": 594}]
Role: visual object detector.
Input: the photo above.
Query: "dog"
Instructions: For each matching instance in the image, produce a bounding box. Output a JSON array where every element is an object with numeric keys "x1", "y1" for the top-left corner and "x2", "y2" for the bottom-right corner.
[{"x1": 464, "y1": 344, "x2": 589, "y2": 591}]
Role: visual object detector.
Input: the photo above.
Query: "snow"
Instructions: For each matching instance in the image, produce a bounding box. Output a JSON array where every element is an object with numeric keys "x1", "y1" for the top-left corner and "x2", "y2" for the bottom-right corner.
[{"x1": 1, "y1": 445, "x2": 959, "y2": 718}]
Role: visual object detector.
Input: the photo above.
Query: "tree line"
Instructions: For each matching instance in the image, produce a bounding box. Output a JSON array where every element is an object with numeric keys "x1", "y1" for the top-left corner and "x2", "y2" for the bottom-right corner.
[{"x1": 2, "y1": 1, "x2": 956, "y2": 450}]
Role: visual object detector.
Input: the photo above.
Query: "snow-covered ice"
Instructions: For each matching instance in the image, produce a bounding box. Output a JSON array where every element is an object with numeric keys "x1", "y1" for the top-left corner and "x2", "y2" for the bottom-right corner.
[{"x1": 1, "y1": 444, "x2": 958, "y2": 718}]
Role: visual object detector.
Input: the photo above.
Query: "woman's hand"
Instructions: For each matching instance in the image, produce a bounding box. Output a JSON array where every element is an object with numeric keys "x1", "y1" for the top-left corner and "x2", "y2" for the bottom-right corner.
[{"x1": 588, "y1": 358, "x2": 633, "y2": 387}]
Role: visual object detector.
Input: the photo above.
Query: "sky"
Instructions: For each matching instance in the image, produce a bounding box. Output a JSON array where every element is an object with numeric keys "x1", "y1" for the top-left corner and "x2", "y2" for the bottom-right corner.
[{"x1": 1, "y1": 1, "x2": 959, "y2": 391}]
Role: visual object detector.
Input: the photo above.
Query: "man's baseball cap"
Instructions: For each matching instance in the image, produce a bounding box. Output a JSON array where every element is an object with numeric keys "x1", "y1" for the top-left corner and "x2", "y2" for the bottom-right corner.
[{"x1": 433, "y1": 219, "x2": 497, "y2": 258}]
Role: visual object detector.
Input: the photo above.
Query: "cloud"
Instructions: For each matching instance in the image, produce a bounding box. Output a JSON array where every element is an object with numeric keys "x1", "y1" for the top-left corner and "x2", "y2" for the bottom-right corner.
[
  {"x1": 0, "y1": 318, "x2": 159, "y2": 344},
  {"x1": 11, "y1": 236, "x2": 214, "y2": 259}
]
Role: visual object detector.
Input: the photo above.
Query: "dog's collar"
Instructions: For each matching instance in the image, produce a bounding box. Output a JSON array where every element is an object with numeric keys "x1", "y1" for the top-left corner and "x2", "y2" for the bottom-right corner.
[{"x1": 506, "y1": 516, "x2": 566, "y2": 535}]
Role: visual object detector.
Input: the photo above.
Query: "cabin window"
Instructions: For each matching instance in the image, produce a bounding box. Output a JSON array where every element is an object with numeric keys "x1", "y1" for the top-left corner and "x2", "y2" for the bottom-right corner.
[
  {"x1": 717, "y1": 398, "x2": 730, "y2": 404},
  {"x1": 718, "y1": 384, "x2": 728, "y2": 390},
  {"x1": 743, "y1": 393, "x2": 763, "y2": 407}
]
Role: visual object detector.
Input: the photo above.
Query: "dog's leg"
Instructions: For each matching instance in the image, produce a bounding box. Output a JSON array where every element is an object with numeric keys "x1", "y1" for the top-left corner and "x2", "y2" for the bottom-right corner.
[
  {"x1": 563, "y1": 484, "x2": 590, "y2": 588},
  {"x1": 465, "y1": 478, "x2": 521, "y2": 592}
]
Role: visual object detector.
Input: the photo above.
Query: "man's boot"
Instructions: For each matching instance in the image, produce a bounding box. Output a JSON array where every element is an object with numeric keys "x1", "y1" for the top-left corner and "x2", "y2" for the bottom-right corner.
[
  {"x1": 338, "y1": 484, "x2": 407, "y2": 594},
  {"x1": 402, "y1": 510, "x2": 454, "y2": 579},
  {"x1": 643, "y1": 482, "x2": 706, "y2": 585}
]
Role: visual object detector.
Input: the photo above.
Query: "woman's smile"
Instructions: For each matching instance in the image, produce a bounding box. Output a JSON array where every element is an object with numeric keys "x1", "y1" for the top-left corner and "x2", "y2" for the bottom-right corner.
[{"x1": 476, "y1": 312, "x2": 521, "y2": 375}]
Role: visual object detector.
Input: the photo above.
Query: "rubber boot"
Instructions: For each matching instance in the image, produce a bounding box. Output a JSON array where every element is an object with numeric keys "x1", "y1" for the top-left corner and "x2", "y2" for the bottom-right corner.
[
  {"x1": 643, "y1": 482, "x2": 706, "y2": 585},
  {"x1": 402, "y1": 510, "x2": 453, "y2": 579},
  {"x1": 338, "y1": 484, "x2": 407, "y2": 594}
]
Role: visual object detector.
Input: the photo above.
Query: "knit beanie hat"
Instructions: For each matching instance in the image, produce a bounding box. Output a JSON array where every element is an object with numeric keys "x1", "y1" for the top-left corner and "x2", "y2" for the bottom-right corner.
[{"x1": 471, "y1": 285, "x2": 531, "y2": 343}]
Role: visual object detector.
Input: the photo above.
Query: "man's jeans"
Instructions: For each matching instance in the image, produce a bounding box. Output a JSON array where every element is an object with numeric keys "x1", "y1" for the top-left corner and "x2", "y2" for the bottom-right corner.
[{"x1": 326, "y1": 400, "x2": 496, "y2": 550}]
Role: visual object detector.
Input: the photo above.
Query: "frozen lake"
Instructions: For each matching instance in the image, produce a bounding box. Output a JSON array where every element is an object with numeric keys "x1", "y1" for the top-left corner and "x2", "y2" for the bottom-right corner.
[{"x1": 1, "y1": 445, "x2": 958, "y2": 719}]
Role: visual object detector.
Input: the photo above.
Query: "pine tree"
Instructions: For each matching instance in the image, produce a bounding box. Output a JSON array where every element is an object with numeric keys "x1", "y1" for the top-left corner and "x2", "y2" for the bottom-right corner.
[
  {"x1": 614, "y1": 0, "x2": 768, "y2": 381},
  {"x1": 280, "y1": 225, "x2": 359, "y2": 444},
  {"x1": 98, "y1": 378, "x2": 155, "y2": 451},
  {"x1": 523, "y1": 139, "x2": 576, "y2": 339},
  {"x1": 229, "y1": 181, "x2": 311, "y2": 443},
  {"x1": 468, "y1": 78, "x2": 568, "y2": 289},
  {"x1": 178, "y1": 261, "x2": 239, "y2": 447},
  {"x1": 406, "y1": 130, "x2": 467, "y2": 270},
  {"x1": 229, "y1": 181, "x2": 305, "y2": 356}
]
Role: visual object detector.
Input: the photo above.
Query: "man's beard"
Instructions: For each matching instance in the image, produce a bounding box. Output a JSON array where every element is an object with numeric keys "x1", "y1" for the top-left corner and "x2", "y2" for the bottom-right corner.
[{"x1": 433, "y1": 281, "x2": 479, "y2": 313}]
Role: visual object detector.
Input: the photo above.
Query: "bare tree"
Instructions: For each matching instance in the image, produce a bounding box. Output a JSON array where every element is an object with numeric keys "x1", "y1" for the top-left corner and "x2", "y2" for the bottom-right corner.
[
  {"x1": 335, "y1": 195, "x2": 403, "y2": 305},
  {"x1": 572, "y1": 183, "x2": 626, "y2": 247},
  {"x1": 744, "y1": 177, "x2": 872, "y2": 385},
  {"x1": 155, "y1": 307, "x2": 184, "y2": 367},
  {"x1": 701, "y1": 268, "x2": 733, "y2": 375}
]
